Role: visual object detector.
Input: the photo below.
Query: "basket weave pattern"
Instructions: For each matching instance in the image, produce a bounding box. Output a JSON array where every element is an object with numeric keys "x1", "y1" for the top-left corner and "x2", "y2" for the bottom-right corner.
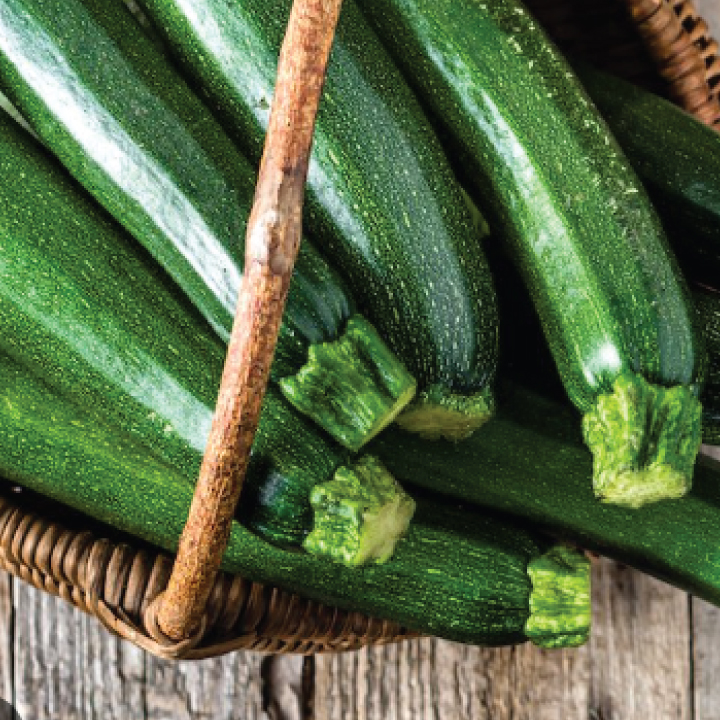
[
  {"x1": 0, "y1": 489, "x2": 412, "y2": 659},
  {"x1": 525, "y1": 0, "x2": 720, "y2": 125}
]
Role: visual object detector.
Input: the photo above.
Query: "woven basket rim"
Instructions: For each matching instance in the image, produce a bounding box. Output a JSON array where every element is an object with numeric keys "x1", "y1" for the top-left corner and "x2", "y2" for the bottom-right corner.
[{"x1": 0, "y1": 483, "x2": 413, "y2": 660}]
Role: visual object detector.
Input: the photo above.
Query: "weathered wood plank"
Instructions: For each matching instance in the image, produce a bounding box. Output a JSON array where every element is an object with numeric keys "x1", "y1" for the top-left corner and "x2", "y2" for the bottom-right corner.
[
  {"x1": 12, "y1": 583, "x2": 145, "y2": 720},
  {"x1": 589, "y1": 560, "x2": 691, "y2": 720},
  {"x1": 264, "y1": 655, "x2": 307, "y2": 720},
  {"x1": 10, "y1": 581, "x2": 268, "y2": 720},
  {"x1": 314, "y1": 559, "x2": 692, "y2": 719},
  {"x1": 0, "y1": 575, "x2": 13, "y2": 718},
  {"x1": 314, "y1": 633, "x2": 589, "y2": 719},
  {"x1": 697, "y1": 0, "x2": 720, "y2": 39},
  {"x1": 692, "y1": 598, "x2": 720, "y2": 720},
  {"x1": 143, "y1": 651, "x2": 265, "y2": 720}
]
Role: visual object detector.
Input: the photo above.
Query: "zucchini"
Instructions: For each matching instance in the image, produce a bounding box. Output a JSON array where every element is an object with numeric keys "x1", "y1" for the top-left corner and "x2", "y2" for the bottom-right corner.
[
  {"x1": 574, "y1": 64, "x2": 720, "y2": 290},
  {"x1": 241, "y1": 388, "x2": 416, "y2": 567},
  {"x1": 0, "y1": 0, "x2": 416, "y2": 451},
  {"x1": 0, "y1": 350, "x2": 589, "y2": 647},
  {"x1": 370, "y1": 382, "x2": 720, "y2": 607},
  {"x1": 0, "y1": 104, "x2": 590, "y2": 642},
  {"x1": 483, "y1": 227, "x2": 720, "y2": 447},
  {"x1": 132, "y1": 0, "x2": 500, "y2": 440},
  {"x1": 358, "y1": 0, "x2": 705, "y2": 506},
  {"x1": 0, "y1": 103, "x2": 416, "y2": 565},
  {"x1": 694, "y1": 286, "x2": 720, "y2": 445}
]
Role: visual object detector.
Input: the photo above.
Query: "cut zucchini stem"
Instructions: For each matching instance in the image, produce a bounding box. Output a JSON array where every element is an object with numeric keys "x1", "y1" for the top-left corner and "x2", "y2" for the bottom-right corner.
[
  {"x1": 396, "y1": 384, "x2": 495, "y2": 441},
  {"x1": 302, "y1": 455, "x2": 416, "y2": 567},
  {"x1": 582, "y1": 372, "x2": 702, "y2": 508},
  {"x1": 525, "y1": 544, "x2": 591, "y2": 649},
  {"x1": 280, "y1": 315, "x2": 417, "y2": 452}
]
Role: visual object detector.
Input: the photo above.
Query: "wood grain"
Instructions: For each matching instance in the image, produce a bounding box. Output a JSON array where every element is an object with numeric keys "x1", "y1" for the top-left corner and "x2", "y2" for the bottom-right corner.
[
  {"x1": 589, "y1": 559, "x2": 691, "y2": 719},
  {"x1": 314, "y1": 559, "x2": 692, "y2": 720},
  {"x1": 0, "y1": 575, "x2": 12, "y2": 718},
  {"x1": 12, "y1": 582, "x2": 144, "y2": 720},
  {"x1": 9, "y1": 582, "x2": 266, "y2": 720},
  {"x1": 143, "y1": 652, "x2": 265, "y2": 720}
]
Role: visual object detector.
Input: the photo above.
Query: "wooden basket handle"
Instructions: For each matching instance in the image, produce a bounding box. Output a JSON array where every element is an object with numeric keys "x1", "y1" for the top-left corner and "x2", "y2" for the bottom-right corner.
[{"x1": 148, "y1": 0, "x2": 345, "y2": 643}]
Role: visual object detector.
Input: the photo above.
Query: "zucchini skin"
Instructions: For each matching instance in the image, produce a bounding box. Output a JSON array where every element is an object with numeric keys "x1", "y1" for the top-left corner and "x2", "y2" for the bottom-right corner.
[
  {"x1": 0, "y1": 109, "x2": 557, "y2": 646},
  {"x1": 0, "y1": 349, "x2": 545, "y2": 646},
  {"x1": 0, "y1": 107, "x2": 220, "y2": 478},
  {"x1": 358, "y1": 0, "x2": 704, "y2": 504},
  {"x1": 133, "y1": 0, "x2": 500, "y2": 436},
  {"x1": 370, "y1": 384, "x2": 720, "y2": 608},
  {"x1": 693, "y1": 286, "x2": 720, "y2": 445},
  {"x1": 0, "y1": 0, "x2": 423, "y2": 450},
  {"x1": 0, "y1": 104, "x2": 358, "y2": 548},
  {"x1": 358, "y1": 0, "x2": 701, "y2": 408},
  {"x1": 0, "y1": 0, "x2": 349, "y2": 380},
  {"x1": 486, "y1": 234, "x2": 720, "y2": 446},
  {"x1": 575, "y1": 64, "x2": 720, "y2": 290}
]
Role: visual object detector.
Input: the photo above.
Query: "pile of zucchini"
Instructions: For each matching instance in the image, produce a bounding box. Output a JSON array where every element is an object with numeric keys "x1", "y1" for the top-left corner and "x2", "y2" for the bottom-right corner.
[{"x1": 0, "y1": 0, "x2": 719, "y2": 649}]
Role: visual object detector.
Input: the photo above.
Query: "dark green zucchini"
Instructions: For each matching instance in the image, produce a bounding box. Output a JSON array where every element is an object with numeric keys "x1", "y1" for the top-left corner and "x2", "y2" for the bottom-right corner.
[
  {"x1": 0, "y1": 348, "x2": 589, "y2": 647},
  {"x1": 133, "y1": 0, "x2": 499, "y2": 440},
  {"x1": 241, "y1": 389, "x2": 416, "y2": 564},
  {"x1": 482, "y1": 227, "x2": 720, "y2": 447},
  {"x1": 574, "y1": 63, "x2": 720, "y2": 290},
  {"x1": 0, "y1": 0, "x2": 416, "y2": 451},
  {"x1": 0, "y1": 102, "x2": 418, "y2": 565},
  {"x1": 694, "y1": 286, "x2": 720, "y2": 445},
  {"x1": 0, "y1": 104, "x2": 590, "y2": 643},
  {"x1": 358, "y1": 0, "x2": 705, "y2": 506},
  {"x1": 370, "y1": 383, "x2": 720, "y2": 607}
]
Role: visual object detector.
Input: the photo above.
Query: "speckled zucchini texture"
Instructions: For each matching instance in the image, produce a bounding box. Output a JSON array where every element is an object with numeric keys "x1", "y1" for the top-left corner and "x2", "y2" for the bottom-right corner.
[
  {"x1": 371, "y1": 383, "x2": 720, "y2": 607},
  {"x1": 0, "y1": 104, "x2": 553, "y2": 647},
  {"x1": 694, "y1": 288, "x2": 720, "y2": 445},
  {"x1": 576, "y1": 64, "x2": 720, "y2": 292},
  {"x1": 133, "y1": 0, "x2": 500, "y2": 439},
  {"x1": 0, "y1": 0, "x2": 359, "y2": 369},
  {"x1": 357, "y1": 0, "x2": 705, "y2": 505},
  {"x1": 0, "y1": 0, "x2": 424, "y2": 450}
]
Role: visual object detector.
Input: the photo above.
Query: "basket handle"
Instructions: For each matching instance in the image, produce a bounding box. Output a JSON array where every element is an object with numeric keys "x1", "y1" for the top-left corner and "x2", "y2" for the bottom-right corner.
[{"x1": 152, "y1": 0, "x2": 345, "y2": 642}]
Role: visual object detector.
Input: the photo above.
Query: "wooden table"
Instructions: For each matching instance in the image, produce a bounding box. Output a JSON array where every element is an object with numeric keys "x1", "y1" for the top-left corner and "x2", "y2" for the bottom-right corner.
[
  {"x1": 0, "y1": 549, "x2": 715, "y2": 719},
  {"x1": 3, "y1": 0, "x2": 720, "y2": 716}
]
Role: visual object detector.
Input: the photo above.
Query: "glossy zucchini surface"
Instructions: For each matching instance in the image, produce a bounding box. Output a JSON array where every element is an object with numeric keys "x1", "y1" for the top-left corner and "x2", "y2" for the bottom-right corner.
[
  {"x1": 576, "y1": 64, "x2": 720, "y2": 290},
  {"x1": 0, "y1": 103, "x2": 368, "y2": 530},
  {"x1": 359, "y1": 0, "x2": 705, "y2": 506},
  {"x1": 134, "y1": 0, "x2": 500, "y2": 440},
  {"x1": 0, "y1": 346, "x2": 591, "y2": 647},
  {"x1": 0, "y1": 0, "x2": 415, "y2": 450},
  {"x1": 371, "y1": 382, "x2": 720, "y2": 607},
  {"x1": 695, "y1": 286, "x2": 720, "y2": 445},
  {"x1": 0, "y1": 105, "x2": 591, "y2": 645}
]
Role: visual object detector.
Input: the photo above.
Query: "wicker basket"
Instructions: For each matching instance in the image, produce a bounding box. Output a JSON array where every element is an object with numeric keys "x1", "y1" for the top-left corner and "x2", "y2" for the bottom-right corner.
[{"x1": 2, "y1": 0, "x2": 718, "y2": 660}]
